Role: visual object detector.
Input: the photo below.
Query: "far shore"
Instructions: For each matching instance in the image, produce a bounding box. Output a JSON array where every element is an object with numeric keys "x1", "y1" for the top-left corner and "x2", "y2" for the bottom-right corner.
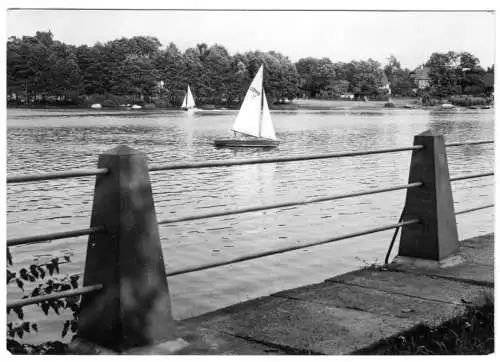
[{"x1": 7, "y1": 97, "x2": 493, "y2": 113}]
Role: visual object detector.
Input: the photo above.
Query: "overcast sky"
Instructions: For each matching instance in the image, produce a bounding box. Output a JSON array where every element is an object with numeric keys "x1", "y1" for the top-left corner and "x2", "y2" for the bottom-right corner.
[{"x1": 5, "y1": 6, "x2": 497, "y2": 70}]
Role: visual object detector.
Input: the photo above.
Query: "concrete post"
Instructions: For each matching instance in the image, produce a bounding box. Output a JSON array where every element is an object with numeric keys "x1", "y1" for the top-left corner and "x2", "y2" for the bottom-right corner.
[
  {"x1": 398, "y1": 130, "x2": 459, "y2": 261},
  {"x1": 77, "y1": 145, "x2": 179, "y2": 352}
]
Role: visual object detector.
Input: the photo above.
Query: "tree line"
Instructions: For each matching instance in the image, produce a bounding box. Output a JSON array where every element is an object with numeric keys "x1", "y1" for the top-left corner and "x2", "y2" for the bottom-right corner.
[{"x1": 6, "y1": 31, "x2": 494, "y2": 108}]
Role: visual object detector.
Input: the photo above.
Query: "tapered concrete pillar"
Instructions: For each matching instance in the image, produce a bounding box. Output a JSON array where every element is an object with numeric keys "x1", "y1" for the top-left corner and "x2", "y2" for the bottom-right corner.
[
  {"x1": 398, "y1": 130, "x2": 459, "y2": 261},
  {"x1": 77, "y1": 145, "x2": 179, "y2": 352}
]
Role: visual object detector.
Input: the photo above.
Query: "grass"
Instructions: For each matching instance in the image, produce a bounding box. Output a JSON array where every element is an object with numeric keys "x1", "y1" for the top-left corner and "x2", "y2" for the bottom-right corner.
[{"x1": 357, "y1": 294, "x2": 494, "y2": 355}]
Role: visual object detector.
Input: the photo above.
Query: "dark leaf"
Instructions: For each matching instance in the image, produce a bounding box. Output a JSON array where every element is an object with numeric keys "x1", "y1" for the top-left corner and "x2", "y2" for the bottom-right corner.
[
  {"x1": 50, "y1": 301, "x2": 60, "y2": 315},
  {"x1": 7, "y1": 248, "x2": 13, "y2": 266},
  {"x1": 61, "y1": 320, "x2": 70, "y2": 338},
  {"x1": 47, "y1": 263, "x2": 55, "y2": 276},
  {"x1": 70, "y1": 275, "x2": 79, "y2": 289},
  {"x1": 38, "y1": 266, "x2": 46, "y2": 279},
  {"x1": 31, "y1": 287, "x2": 40, "y2": 297},
  {"x1": 13, "y1": 306, "x2": 24, "y2": 320},
  {"x1": 52, "y1": 258, "x2": 60, "y2": 274},
  {"x1": 31, "y1": 323, "x2": 38, "y2": 332},
  {"x1": 7, "y1": 322, "x2": 13, "y2": 330},
  {"x1": 61, "y1": 284, "x2": 71, "y2": 292},
  {"x1": 22, "y1": 321, "x2": 30, "y2": 333},
  {"x1": 44, "y1": 284, "x2": 53, "y2": 294},
  {"x1": 15, "y1": 278, "x2": 24, "y2": 291},
  {"x1": 8, "y1": 328, "x2": 16, "y2": 338},
  {"x1": 30, "y1": 265, "x2": 39, "y2": 279},
  {"x1": 64, "y1": 255, "x2": 71, "y2": 263},
  {"x1": 41, "y1": 302, "x2": 50, "y2": 315},
  {"x1": 70, "y1": 320, "x2": 78, "y2": 333},
  {"x1": 7, "y1": 307, "x2": 11, "y2": 315},
  {"x1": 28, "y1": 274, "x2": 36, "y2": 282},
  {"x1": 19, "y1": 268, "x2": 29, "y2": 281},
  {"x1": 16, "y1": 327, "x2": 24, "y2": 339},
  {"x1": 7, "y1": 270, "x2": 16, "y2": 284}
]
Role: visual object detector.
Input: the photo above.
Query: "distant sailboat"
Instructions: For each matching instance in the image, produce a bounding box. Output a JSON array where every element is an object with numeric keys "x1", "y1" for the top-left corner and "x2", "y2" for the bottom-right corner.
[
  {"x1": 181, "y1": 85, "x2": 196, "y2": 111},
  {"x1": 214, "y1": 65, "x2": 279, "y2": 148}
]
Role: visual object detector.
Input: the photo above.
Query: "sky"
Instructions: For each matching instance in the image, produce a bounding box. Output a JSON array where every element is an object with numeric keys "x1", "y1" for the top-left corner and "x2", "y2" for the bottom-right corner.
[{"x1": 5, "y1": 2, "x2": 496, "y2": 70}]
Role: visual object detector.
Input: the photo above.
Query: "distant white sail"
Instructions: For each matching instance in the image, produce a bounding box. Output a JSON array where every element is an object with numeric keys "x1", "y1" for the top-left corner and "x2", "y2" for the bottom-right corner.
[
  {"x1": 181, "y1": 85, "x2": 196, "y2": 109},
  {"x1": 260, "y1": 90, "x2": 277, "y2": 140},
  {"x1": 231, "y1": 66, "x2": 264, "y2": 137}
]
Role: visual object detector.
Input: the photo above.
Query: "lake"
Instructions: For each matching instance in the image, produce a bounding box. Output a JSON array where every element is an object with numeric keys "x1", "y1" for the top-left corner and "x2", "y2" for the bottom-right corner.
[{"x1": 6, "y1": 106, "x2": 495, "y2": 343}]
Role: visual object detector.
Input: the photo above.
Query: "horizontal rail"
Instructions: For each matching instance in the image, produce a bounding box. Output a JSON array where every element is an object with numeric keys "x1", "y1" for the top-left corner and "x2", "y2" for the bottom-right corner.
[
  {"x1": 7, "y1": 226, "x2": 106, "y2": 247},
  {"x1": 6, "y1": 140, "x2": 492, "y2": 183},
  {"x1": 455, "y1": 204, "x2": 494, "y2": 215},
  {"x1": 158, "y1": 182, "x2": 423, "y2": 225},
  {"x1": 166, "y1": 218, "x2": 419, "y2": 277},
  {"x1": 450, "y1": 172, "x2": 494, "y2": 182},
  {"x1": 7, "y1": 168, "x2": 109, "y2": 184},
  {"x1": 149, "y1": 145, "x2": 424, "y2": 172},
  {"x1": 7, "y1": 284, "x2": 103, "y2": 309},
  {"x1": 445, "y1": 140, "x2": 494, "y2": 148}
]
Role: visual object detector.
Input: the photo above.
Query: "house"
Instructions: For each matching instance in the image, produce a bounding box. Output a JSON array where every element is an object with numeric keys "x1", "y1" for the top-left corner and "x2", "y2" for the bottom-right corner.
[{"x1": 410, "y1": 66, "x2": 431, "y2": 89}]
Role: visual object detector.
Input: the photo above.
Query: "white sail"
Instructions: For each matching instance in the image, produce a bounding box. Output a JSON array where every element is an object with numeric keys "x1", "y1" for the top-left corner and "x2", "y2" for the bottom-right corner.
[
  {"x1": 231, "y1": 65, "x2": 264, "y2": 137},
  {"x1": 260, "y1": 90, "x2": 277, "y2": 140},
  {"x1": 181, "y1": 85, "x2": 196, "y2": 109}
]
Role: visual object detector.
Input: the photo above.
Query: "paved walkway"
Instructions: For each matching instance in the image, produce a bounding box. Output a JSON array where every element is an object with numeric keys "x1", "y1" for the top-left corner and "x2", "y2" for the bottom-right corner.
[{"x1": 173, "y1": 234, "x2": 493, "y2": 355}]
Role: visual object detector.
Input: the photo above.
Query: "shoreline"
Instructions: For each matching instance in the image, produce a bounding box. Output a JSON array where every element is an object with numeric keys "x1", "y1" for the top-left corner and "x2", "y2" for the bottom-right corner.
[{"x1": 7, "y1": 98, "x2": 493, "y2": 113}]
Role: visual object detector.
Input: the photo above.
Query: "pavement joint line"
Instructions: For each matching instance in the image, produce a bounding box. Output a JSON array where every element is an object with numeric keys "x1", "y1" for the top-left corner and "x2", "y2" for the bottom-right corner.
[
  {"x1": 229, "y1": 332, "x2": 322, "y2": 355},
  {"x1": 327, "y1": 279, "x2": 467, "y2": 306},
  {"x1": 212, "y1": 327, "x2": 319, "y2": 355},
  {"x1": 390, "y1": 269, "x2": 494, "y2": 288},
  {"x1": 271, "y1": 293, "x2": 373, "y2": 314}
]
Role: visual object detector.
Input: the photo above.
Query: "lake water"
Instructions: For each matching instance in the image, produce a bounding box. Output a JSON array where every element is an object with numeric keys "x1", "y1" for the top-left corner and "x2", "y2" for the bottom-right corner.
[{"x1": 6, "y1": 106, "x2": 495, "y2": 343}]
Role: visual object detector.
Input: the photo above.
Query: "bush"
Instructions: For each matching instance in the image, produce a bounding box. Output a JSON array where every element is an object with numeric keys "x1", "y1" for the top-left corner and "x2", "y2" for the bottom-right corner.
[
  {"x1": 101, "y1": 99, "x2": 117, "y2": 108},
  {"x1": 449, "y1": 96, "x2": 488, "y2": 107},
  {"x1": 86, "y1": 94, "x2": 106, "y2": 106},
  {"x1": 153, "y1": 99, "x2": 168, "y2": 108}
]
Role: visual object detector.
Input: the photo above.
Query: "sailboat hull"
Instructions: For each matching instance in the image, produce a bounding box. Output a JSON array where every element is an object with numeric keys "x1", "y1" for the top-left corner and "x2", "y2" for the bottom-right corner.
[{"x1": 214, "y1": 138, "x2": 280, "y2": 148}]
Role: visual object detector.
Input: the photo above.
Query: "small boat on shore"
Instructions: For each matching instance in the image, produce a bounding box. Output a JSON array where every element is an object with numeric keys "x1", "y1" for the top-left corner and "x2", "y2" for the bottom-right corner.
[
  {"x1": 181, "y1": 85, "x2": 197, "y2": 112},
  {"x1": 441, "y1": 103, "x2": 455, "y2": 109},
  {"x1": 214, "y1": 65, "x2": 279, "y2": 148}
]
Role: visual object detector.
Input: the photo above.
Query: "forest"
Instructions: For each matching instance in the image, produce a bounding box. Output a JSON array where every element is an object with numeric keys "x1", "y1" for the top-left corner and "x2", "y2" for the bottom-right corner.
[{"x1": 6, "y1": 31, "x2": 494, "y2": 108}]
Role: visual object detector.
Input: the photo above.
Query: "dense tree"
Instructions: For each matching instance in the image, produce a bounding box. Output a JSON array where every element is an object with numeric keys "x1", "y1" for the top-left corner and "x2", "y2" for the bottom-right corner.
[
  {"x1": 6, "y1": 31, "x2": 493, "y2": 107},
  {"x1": 383, "y1": 55, "x2": 415, "y2": 96},
  {"x1": 424, "y1": 51, "x2": 491, "y2": 97},
  {"x1": 295, "y1": 57, "x2": 335, "y2": 97}
]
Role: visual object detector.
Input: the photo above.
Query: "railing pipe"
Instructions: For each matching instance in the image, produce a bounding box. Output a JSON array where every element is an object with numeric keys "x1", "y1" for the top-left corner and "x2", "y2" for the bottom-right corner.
[
  {"x1": 7, "y1": 226, "x2": 106, "y2": 247},
  {"x1": 166, "y1": 218, "x2": 419, "y2": 277},
  {"x1": 7, "y1": 168, "x2": 109, "y2": 184},
  {"x1": 450, "y1": 172, "x2": 494, "y2": 182},
  {"x1": 158, "y1": 182, "x2": 422, "y2": 225},
  {"x1": 455, "y1": 204, "x2": 494, "y2": 215},
  {"x1": 445, "y1": 140, "x2": 494, "y2": 148},
  {"x1": 149, "y1": 145, "x2": 424, "y2": 172},
  {"x1": 7, "y1": 284, "x2": 103, "y2": 309}
]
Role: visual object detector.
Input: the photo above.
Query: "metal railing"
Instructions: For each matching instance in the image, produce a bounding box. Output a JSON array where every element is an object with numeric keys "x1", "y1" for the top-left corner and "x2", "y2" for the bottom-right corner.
[
  {"x1": 7, "y1": 284, "x2": 103, "y2": 309},
  {"x1": 6, "y1": 138, "x2": 495, "y2": 329}
]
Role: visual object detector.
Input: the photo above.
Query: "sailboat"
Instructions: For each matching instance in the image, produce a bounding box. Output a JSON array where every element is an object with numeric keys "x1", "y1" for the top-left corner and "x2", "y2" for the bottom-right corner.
[
  {"x1": 181, "y1": 85, "x2": 196, "y2": 111},
  {"x1": 214, "y1": 65, "x2": 279, "y2": 148}
]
